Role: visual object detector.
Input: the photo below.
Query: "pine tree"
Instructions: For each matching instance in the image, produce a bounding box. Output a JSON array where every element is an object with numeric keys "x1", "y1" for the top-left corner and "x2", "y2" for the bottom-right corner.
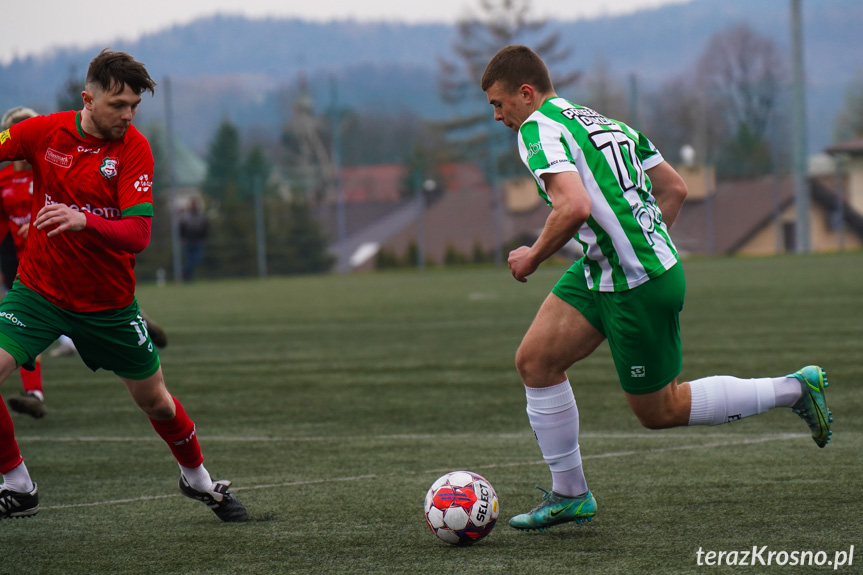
[
  {"x1": 202, "y1": 118, "x2": 242, "y2": 202},
  {"x1": 437, "y1": 0, "x2": 579, "y2": 163},
  {"x1": 241, "y1": 145, "x2": 270, "y2": 198},
  {"x1": 55, "y1": 65, "x2": 84, "y2": 112},
  {"x1": 438, "y1": 0, "x2": 578, "y2": 107}
]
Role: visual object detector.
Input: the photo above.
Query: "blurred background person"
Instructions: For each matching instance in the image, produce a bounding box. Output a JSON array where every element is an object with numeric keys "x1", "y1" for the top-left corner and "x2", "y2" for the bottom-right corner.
[
  {"x1": 0, "y1": 107, "x2": 47, "y2": 418},
  {"x1": 179, "y1": 197, "x2": 208, "y2": 281}
]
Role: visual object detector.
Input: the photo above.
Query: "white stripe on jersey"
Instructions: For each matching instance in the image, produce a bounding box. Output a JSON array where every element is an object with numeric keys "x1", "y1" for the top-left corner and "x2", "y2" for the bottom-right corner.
[
  {"x1": 520, "y1": 98, "x2": 678, "y2": 291},
  {"x1": 576, "y1": 158, "x2": 651, "y2": 289},
  {"x1": 533, "y1": 111, "x2": 653, "y2": 289}
]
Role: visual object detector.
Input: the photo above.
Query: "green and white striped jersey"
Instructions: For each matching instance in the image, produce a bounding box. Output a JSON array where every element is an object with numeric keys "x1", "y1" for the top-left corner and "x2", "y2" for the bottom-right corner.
[{"x1": 517, "y1": 97, "x2": 679, "y2": 292}]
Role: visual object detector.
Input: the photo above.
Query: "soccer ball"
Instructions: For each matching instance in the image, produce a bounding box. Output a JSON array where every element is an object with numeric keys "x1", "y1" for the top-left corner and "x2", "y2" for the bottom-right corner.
[{"x1": 424, "y1": 471, "x2": 499, "y2": 545}]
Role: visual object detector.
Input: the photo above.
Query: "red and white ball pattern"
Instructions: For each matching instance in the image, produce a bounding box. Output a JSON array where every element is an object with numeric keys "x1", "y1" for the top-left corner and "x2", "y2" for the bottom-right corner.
[{"x1": 424, "y1": 471, "x2": 499, "y2": 545}]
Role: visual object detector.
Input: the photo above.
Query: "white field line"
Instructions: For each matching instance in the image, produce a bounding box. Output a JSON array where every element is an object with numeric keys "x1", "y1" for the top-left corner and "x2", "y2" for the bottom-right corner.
[
  {"x1": 40, "y1": 433, "x2": 805, "y2": 511},
  {"x1": 18, "y1": 431, "x2": 807, "y2": 443}
]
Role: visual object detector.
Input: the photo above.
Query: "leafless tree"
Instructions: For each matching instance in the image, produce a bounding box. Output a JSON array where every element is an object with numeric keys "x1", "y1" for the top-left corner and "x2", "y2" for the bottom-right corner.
[
  {"x1": 644, "y1": 75, "x2": 730, "y2": 165},
  {"x1": 579, "y1": 56, "x2": 629, "y2": 125},
  {"x1": 834, "y1": 73, "x2": 863, "y2": 142},
  {"x1": 641, "y1": 22, "x2": 788, "y2": 174},
  {"x1": 696, "y1": 23, "x2": 787, "y2": 138}
]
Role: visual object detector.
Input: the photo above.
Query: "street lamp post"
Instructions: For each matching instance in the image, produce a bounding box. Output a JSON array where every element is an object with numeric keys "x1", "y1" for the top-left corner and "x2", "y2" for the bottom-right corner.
[{"x1": 790, "y1": 0, "x2": 811, "y2": 253}]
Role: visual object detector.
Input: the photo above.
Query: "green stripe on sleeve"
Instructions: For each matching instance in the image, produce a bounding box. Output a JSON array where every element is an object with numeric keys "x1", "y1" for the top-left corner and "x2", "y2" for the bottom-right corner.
[
  {"x1": 520, "y1": 121, "x2": 549, "y2": 173},
  {"x1": 121, "y1": 203, "x2": 154, "y2": 217}
]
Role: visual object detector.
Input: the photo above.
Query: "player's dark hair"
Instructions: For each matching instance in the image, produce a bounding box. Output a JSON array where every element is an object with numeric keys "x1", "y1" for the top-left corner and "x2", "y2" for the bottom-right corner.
[
  {"x1": 481, "y1": 44, "x2": 553, "y2": 94},
  {"x1": 86, "y1": 49, "x2": 156, "y2": 96}
]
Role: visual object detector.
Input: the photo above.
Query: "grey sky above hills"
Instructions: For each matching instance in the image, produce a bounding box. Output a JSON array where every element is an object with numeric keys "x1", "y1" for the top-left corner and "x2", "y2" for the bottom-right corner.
[{"x1": 0, "y1": 0, "x2": 857, "y2": 156}]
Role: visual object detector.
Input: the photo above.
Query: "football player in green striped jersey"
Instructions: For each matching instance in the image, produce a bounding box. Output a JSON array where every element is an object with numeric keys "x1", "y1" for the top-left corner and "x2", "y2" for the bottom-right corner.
[{"x1": 481, "y1": 45, "x2": 832, "y2": 532}]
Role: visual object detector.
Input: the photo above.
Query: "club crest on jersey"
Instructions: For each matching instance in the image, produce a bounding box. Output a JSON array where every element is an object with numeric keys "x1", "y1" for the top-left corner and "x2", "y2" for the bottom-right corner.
[
  {"x1": 0, "y1": 129, "x2": 10, "y2": 145},
  {"x1": 100, "y1": 157, "x2": 119, "y2": 179}
]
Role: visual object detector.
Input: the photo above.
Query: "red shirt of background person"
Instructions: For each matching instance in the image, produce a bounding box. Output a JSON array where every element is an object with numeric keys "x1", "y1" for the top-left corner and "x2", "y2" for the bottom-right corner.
[{"x1": 0, "y1": 164, "x2": 33, "y2": 257}]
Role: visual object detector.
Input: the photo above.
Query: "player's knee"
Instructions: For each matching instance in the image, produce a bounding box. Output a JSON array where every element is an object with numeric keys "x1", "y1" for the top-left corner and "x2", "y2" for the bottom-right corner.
[
  {"x1": 140, "y1": 399, "x2": 175, "y2": 420},
  {"x1": 132, "y1": 390, "x2": 175, "y2": 419},
  {"x1": 635, "y1": 412, "x2": 673, "y2": 430},
  {"x1": 515, "y1": 344, "x2": 542, "y2": 382},
  {"x1": 632, "y1": 404, "x2": 686, "y2": 429},
  {"x1": 515, "y1": 343, "x2": 571, "y2": 388}
]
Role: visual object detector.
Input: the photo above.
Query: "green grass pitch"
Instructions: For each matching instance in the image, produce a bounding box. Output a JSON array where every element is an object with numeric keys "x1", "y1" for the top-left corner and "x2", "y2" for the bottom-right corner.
[{"x1": 2, "y1": 253, "x2": 861, "y2": 574}]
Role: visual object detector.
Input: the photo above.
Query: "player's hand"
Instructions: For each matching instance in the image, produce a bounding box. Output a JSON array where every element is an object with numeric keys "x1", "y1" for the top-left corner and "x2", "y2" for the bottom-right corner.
[
  {"x1": 35, "y1": 204, "x2": 87, "y2": 237},
  {"x1": 508, "y1": 246, "x2": 538, "y2": 283},
  {"x1": 17, "y1": 225, "x2": 28, "y2": 240}
]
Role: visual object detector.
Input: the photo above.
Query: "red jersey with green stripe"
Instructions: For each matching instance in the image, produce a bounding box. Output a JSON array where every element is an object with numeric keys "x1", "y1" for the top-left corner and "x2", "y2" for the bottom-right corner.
[
  {"x1": 0, "y1": 111, "x2": 154, "y2": 312},
  {"x1": 0, "y1": 164, "x2": 34, "y2": 255}
]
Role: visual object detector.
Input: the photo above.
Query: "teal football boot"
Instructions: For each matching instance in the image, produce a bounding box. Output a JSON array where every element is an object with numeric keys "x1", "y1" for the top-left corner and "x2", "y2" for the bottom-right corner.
[
  {"x1": 789, "y1": 365, "x2": 833, "y2": 448},
  {"x1": 508, "y1": 486, "x2": 596, "y2": 531}
]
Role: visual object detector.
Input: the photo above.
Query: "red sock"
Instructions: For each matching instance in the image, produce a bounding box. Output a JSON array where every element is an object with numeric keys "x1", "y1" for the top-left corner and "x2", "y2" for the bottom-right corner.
[
  {"x1": 19, "y1": 362, "x2": 43, "y2": 395},
  {"x1": 148, "y1": 396, "x2": 204, "y2": 468},
  {"x1": 0, "y1": 396, "x2": 23, "y2": 474}
]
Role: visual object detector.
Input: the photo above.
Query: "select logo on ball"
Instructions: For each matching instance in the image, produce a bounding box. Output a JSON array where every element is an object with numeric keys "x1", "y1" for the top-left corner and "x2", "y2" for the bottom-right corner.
[{"x1": 424, "y1": 471, "x2": 499, "y2": 545}]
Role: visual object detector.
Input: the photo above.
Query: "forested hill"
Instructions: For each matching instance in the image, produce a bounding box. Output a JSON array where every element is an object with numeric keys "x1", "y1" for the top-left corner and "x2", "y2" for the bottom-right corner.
[{"x1": 1, "y1": 0, "x2": 858, "y2": 154}]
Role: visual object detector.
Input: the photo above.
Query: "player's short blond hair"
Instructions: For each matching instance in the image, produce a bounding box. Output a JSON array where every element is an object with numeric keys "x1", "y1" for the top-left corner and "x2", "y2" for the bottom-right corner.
[{"x1": 1, "y1": 106, "x2": 37, "y2": 131}]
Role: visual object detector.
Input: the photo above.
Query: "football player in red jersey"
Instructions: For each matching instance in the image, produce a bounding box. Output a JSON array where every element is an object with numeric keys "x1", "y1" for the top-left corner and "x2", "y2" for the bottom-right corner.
[
  {"x1": 0, "y1": 50, "x2": 248, "y2": 522},
  {"x1": 0, "y1": 107, "x2": 169, "y2": 419}
]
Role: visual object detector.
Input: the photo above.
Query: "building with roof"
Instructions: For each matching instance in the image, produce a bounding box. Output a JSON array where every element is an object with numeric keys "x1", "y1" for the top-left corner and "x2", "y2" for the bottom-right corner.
[
  {"x1": 673, "y1": 138, "x2": 863, "y2": 256},
  {"x1": 320, "y1": 138, "x2": 863, "y2": 272}
]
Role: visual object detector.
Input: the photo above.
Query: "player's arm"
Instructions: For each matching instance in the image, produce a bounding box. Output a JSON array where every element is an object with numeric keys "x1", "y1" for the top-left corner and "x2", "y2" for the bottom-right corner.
[
  {"x1": 83, "y1": 213, "x2": 151, "y2": 253},
  {"x1": 646, "y1": 161, "x2": 688, "y2": 229},
  {"x1": 0, "y1": 126, "x2": 26, "y2": 164},
  {"x1": 508, "y1": 171, "x2": 591, "y2": 283},
  {"x1": 34, "y1": 205, "x2": 151, "y2": 253}
]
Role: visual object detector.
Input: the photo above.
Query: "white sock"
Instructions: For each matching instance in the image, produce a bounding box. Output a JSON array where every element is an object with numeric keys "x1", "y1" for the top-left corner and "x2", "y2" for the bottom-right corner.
[
  {"x1": 688, "y1": 375, "x2": 792, "y2": 426},
  {"x1": 2, "y1": 461, "x2": 34, "y2": 493},
  {"x1": 525, "y1": 380, "x2": 588, "y2": 497},
  {"x1": 179, "y1": 463, "x2": 214, "y2": 492},
  {"x1": 773, "y1": 376, "x2": 803, "y2": 407}
]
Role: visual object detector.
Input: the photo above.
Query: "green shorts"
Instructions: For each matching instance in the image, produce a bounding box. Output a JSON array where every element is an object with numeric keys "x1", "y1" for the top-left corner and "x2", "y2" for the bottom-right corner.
[
  {"x1": 0, "y1": 281, "x2": 160, "y2": 380},
  {"x1": 552, "y1": 260, "x2": 685, "y2": 395}
]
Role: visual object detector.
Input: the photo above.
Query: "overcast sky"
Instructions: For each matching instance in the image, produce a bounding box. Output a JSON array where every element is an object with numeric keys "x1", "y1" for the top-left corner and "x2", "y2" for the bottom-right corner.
[{"x1": 1, "y1": 0, "x2": 689, "y2": 65}]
